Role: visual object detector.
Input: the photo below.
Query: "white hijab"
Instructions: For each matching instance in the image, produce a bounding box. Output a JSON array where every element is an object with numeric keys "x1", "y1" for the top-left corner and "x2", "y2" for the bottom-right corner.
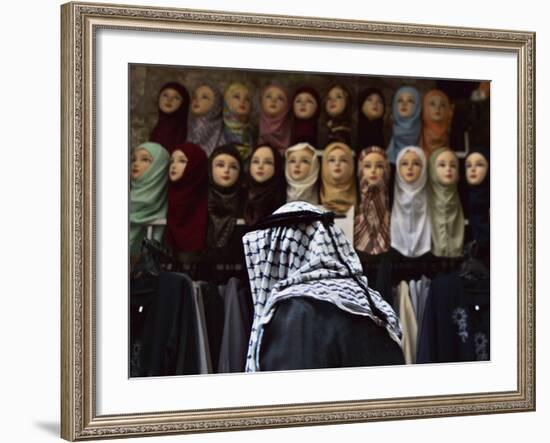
[
  {"x1": 243, "y1": 201, "x2": 402, "y2": 372},
  {"x1": 390, "y1": 146, "x2": 431, "y2": 257},
  {"x1": 284, "y1": 142, "x2": 320, "y2": 204}
]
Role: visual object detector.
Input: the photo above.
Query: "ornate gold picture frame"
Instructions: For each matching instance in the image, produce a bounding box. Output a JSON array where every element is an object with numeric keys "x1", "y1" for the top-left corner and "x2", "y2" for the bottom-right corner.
[{"x1": 61, "y1": 1, "x2": 535, "y2": 440}]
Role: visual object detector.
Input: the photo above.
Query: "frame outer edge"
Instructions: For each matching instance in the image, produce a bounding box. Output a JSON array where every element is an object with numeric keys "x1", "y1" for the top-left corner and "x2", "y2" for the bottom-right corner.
[
  {"x1": 60, "y1": 2, "x2": 537, "y2": 439},
  {"x1": 61, "y1": 2, "x2": 77, "y2": 442}
]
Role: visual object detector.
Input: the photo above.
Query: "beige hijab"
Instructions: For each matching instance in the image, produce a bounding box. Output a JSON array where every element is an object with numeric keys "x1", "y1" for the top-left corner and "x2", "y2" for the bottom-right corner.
[
  {"x1": 428, "y1": 147, "x2": 465, "y2": 257},
  {"x1": 320, "y1": 142, "x2": 357, "y2": 215},
  {"x1": 285, "y1": 142, "x2": 320, "y2": 204}
]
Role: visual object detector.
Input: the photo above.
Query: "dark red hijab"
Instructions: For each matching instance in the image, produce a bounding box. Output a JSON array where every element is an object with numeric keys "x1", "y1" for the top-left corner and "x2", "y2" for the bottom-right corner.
[
  {"x1": 165, "y1": 142, "x2": 208, "y2": 252},
  {"x1": 290, "y1": 86, "x2": 321, "y2": 147},
  {"x1": 150, "y1": 82, "x2": 190, "y2": 154}
]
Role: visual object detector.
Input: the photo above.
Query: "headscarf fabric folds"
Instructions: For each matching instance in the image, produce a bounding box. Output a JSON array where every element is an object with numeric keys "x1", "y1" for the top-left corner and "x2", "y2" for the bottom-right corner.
[
  {"x1": 130, "y1": 142, "x2": 170, "y2": 254},
  {"x1": 290, "y1": 86, "x2": 321, "y2": 147},
  {"x1": 354, "y1": 147, "x2": 391, "y2": 255},
  {"x1": 257, "y1": 82, "x2": 292, "y2": 156},
  {"x1": 243, "y1": 201, "x2": 402, "y2": 372},
  {"x1": 207, "y1": 144, "x2": 244, "y2": 248},
  {"x1": 325, "y1": 84, "x2": 353, "y2": 146},
  {"x1": 244, "y1": 145, "x2": 286, "y2": 226},
  {"x1": 419, "y1": 89, "x2": 453, "y2": 159},
  {"x1": 165, "y1": 142, "x2": 209, "y2": 252},
  {"x1": 386, "y1": 86, "x2": 422, "y2": 164},
  {"x1": 150, "y1": 82, "x2": 190, "y2": 154},
  {"x1": 188, "y1": 82, "x2": 226, "y2": 157},
  {"x1": 466, "y1": 145, "x2": 490, "y2": 247},
  {"x1": 223, "y1": 83, "x2": 253, "y2": 157},
  {"x1": 357, "y1": 88, "x2": 386, "y2": 152},
  {"x1": 428, "y1": 147, "x2": 465, "y2": 257},
  {"x1": 285, "y1": 142, "x2": 320, "y2": 204},
  {"x1": 320, "y1": 142, "x2": 357, "y2": 215},
  {"x1": 390, "y1": 146, "x2": 431, "y2": 257}
]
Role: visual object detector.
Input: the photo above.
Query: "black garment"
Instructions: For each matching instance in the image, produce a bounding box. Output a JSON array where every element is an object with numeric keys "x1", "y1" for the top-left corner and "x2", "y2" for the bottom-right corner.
[
  {"x1": 217, "y1": 278, "x2": 254, "y2": 373},
  {"x1": 416, "y1": 271, "x2": 490, "y2": 364},
  {"x1": 259, "y1": 297, "x2": 404, "y2": 371},
  {"x1": 200, "y1": 282, "x2": 226, "y2": 373},
  {"x1": 139, "y1": 272, "x2": 199, "y2": 376}
]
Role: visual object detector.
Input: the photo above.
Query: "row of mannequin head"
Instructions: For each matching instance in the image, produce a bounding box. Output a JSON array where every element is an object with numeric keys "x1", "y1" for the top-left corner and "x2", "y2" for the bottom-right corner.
[
  {"x1": 131, "y1": 140, "x2": 489, "y2": 194},
  {"x1": 148, "y1": 79, "x2": 483, "y2": 160},
  {"x1": 130, "y1": 140, "x2": 489, "y2": 258}
]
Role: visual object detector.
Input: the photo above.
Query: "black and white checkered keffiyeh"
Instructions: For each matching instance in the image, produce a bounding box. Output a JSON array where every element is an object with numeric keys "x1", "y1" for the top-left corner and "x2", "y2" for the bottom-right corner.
[{"x1": 243, "y1": 201, "x2": 402, "y2": 372}]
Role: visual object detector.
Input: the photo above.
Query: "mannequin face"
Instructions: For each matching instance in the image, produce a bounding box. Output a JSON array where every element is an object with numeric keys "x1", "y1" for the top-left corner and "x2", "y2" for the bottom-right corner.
[
  {"x1": 211, "y1": 153, "x2": 240, "y2": 187},
  {"x1": 287, "y1": 148, "x2": 314, "y2": 181},
  {"x1": 261, "y1": 85, "x2": 288, "y2": 118},
  {"x1": 360, "y1": 152, "x2": 386, "y2": 186},
  {"x1": 325, "y1": 86, "x2": 347, "y2": 117},
  {"x1": 293, "y1": 92, "x2": 318, "y2": 119},
  {"x1": 158, "y1": 87, "x2": 183, "y2": 114},
  {"x1": 250, "y1": 146, "x2": 275, "y2": 183},
  {"x1": 169, "y1": 149, "x2": 188, "y2": 182},
  {"x1": 426, "y1": 94, "x2": 450, "y2": 122},
  {"x1": 361, "y1": 93, "x2": 384, "y2": 120},
  {"x1": 465, "y1": 152, "x2": 489, "y2": 185},
  {"x1": 398, "y1": 150, "x2": 423, "y2": 184},
  {"x1": 326, "y1": 147, "x2": 352, "y2": 182},
  {"x1": 396, "y1": 91, "x2": 417, "y2": 118},
  {"x1": 435, "y1": 150, "x2": 459, "y2": 185},
  {"x1": 191, "y1": 85, "x2": 215, "y2": 116},
  {"x1": 131, "y1": 148, "x2": 153, "y2": 180},
  {"x1": 226, "y1": 87, "x2": 251, "y2": 117}
]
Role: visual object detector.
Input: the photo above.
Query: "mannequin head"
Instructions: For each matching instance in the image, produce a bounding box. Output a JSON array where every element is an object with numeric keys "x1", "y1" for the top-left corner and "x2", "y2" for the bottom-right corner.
[
  {"x1": 434, "y1": 149, "x2": 459, "y2": 185},
  {"x1": 211, "y1": 152, "x2": 241, "y2": 188},
  {"x1": 261, "y1": 85, "x2": 288, "y2": 118},
  {"x1": 424, "y1": 90, "x2": 451, "y2": 123},
  {"x1": 158, "y1": 87, "x2": 184, "y2": 114},
  {"x1": 398, "y1": 149, "x2": 423, "y2": 184},
  {"x1": 326, "y1": 145, "x2": 352, "y2": 182},
  {"x1": 287, "y1": 147, "x2": 315, "y2": 181},
  {"x1": 250, "y1": 146, "x2": 276, "y2": 183},
  {"x1": 361, "y1": 92, "x2": 385, "y2": 120},
  {"x1": 360, "y1": 150, "x2": 387, "y2": 186},
  {"x1": 396, "y1": 90, "x2": 417, "y2": 118},
  {"x1": 465, "y1": 151, "x2": 489, "y2": 185},
  {"x1": 191, "y1": 84, "x2": 215, "y2": 116},
  {"x1": 225, "y1": 83, "x2": 251, "y2": 118},
  {"x1": 169, "y1": 149, "x2": 188, "y2": 182},
  {"x1": 131, "y1": 148, "x2": 154, "y2": 180},
  {"x1": 293, "y1": 92, "x2": 318, "y2": 119},
  {"x1": 325, "y1": 86, "x2": 348, "y2": 117}
]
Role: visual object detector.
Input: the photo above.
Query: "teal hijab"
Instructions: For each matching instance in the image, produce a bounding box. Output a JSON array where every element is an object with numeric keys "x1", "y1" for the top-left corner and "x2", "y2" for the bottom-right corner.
[{"x1": 129, "y1": 142, "x2": 170, "y2": 255}]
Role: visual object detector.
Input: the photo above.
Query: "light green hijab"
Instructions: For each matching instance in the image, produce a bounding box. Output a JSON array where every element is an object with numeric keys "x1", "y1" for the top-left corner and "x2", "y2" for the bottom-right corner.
[
  {"x1": 428, "y1": 147, "x2": 464, "y2": 257},
  {"x1": 129, "y1": 142, "x2": 170, "y2": 255}
]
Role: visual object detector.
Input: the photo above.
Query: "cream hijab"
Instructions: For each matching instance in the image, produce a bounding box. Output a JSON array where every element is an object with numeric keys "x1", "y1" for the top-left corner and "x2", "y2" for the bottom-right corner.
[
  {"x1": 320, "y1": 142, "x2": 357, "y2": 215},
  {"x1": 285, "y1": 142, "x2": 320, "y2": 204},
  {"x1": 428, "y1": 147, "x2": 464, "y2": 257},
  {"x1": 390, "y1": 146, "x2": 431, "y2": 257}
]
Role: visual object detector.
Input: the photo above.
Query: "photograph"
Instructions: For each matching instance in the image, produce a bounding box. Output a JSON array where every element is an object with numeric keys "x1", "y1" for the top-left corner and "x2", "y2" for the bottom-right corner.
[{"x1": 128, "y1": 64, "x2": 491, "y2": 378}]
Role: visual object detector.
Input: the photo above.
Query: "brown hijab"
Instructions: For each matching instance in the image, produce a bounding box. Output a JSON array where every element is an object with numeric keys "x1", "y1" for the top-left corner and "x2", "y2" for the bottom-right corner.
[
  {"x1": 320, "y1": 142, "x2": 357, "y2": 215},
  {"x1": 419, "y1": 89, "x2": 453, "y2": 159}
]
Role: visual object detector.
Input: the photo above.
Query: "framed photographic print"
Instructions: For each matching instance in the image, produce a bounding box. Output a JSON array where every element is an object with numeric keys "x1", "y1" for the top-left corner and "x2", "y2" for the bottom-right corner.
[{"x1": 61, "y1": 1, "x2": 536, "y2": 440}]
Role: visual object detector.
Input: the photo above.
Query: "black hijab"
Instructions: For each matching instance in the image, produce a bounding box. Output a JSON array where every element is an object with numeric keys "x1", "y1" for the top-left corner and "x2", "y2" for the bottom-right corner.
[
  {"x1": 244, "y1": 145, "x2": 286, "y2": 226},
  {"x1": 207, "y1": 144, "x2": 244, "y2": 248},
  {"x1": 357, "y1": 87, "x2": 386, "y2": 152}
]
